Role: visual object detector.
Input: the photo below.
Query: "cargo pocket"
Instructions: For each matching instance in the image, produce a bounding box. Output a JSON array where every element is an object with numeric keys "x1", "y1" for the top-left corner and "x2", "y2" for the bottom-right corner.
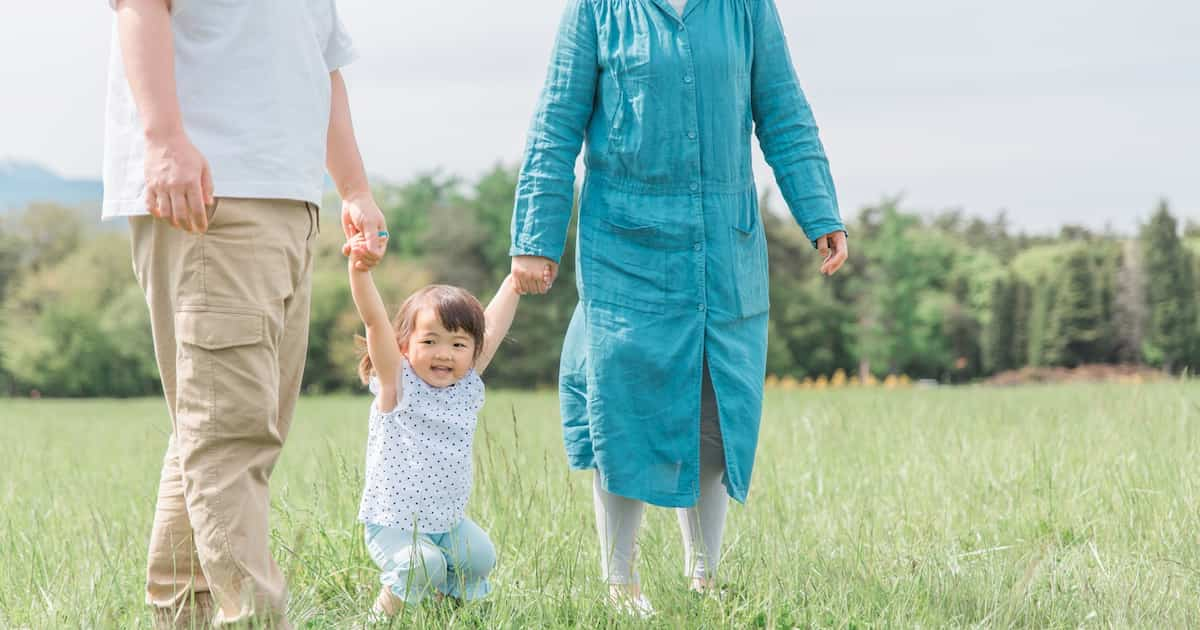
[
  {"x1": 175, "y1": 307, "x2": 275, "y2": 438},
  {"x1": 731, "y1": 213, "x2": 770, "y2": 318}
]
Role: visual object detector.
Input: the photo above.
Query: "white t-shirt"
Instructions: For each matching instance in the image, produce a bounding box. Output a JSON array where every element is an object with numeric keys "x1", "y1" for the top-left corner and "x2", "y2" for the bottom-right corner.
[
  {"x1": 102, "y1": 0, "x2": 357, "y2": 219},
  {"x1": 670, "y1": 0, "x2": 688, "y2": 15}
]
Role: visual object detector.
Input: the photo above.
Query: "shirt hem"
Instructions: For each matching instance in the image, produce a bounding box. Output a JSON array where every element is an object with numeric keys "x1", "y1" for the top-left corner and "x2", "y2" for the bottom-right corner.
[
  {"x1": 592, "y1": 470, "x2": 748, "y2": 507},
  {"x1": 102, "y1": 181, "x2": 325, "y2": 220},
  {"x1": 358, "y1": 513, "x2": 464, "y2": 535}
]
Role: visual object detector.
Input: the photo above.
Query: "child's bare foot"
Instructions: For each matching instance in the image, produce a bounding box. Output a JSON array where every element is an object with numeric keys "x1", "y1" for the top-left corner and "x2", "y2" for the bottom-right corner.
[{"x1": 372, "y1": 587, "x2": 404, "y2": 618}]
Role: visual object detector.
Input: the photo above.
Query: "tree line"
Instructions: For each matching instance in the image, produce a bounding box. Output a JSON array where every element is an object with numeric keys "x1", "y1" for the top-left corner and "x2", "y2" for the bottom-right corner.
[{"x1": 1, "y1": 166, "x2": 1197, "y2": 397}]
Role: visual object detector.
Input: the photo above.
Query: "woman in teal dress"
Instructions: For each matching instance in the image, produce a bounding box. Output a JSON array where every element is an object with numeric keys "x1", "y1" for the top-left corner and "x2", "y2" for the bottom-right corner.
[{"x1": 509, "y1": 0, "x2": 848, "y2": 610}]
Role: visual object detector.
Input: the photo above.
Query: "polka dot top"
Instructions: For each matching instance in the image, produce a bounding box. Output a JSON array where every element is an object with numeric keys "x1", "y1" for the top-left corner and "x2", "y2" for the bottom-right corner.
[{"x1": 358, "y1": 359, "x2": 485, "y2": 533}]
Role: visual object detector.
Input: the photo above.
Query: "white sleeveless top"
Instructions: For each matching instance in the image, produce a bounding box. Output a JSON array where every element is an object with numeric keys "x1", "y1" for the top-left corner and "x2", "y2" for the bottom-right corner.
[{"x1": 357, "y1": 359, "x2": 485, "y2": 533}]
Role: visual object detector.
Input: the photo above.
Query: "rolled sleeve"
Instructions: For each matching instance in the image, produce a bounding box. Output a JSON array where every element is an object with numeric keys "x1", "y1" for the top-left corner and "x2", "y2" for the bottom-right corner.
[
  {"x1": 324, "y1": 3, "x2": 358, "y2": 71},
  {"x1": 510, "y1": 0, "x2": 599, "y2": 264},
  {"x1": 751, "y1": 0, "x2": 845, "y2": 246}
]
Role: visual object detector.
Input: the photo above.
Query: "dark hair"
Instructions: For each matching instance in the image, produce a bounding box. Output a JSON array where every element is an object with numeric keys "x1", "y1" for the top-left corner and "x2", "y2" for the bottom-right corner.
[{"x1": 357, "y1": 285, "x2": 486, "y2": 385}]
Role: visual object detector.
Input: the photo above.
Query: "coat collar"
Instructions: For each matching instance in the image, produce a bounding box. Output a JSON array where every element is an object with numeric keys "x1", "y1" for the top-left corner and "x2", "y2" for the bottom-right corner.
[{"x1": 646, "y1": 0, "x2": 704, "y2": 24}]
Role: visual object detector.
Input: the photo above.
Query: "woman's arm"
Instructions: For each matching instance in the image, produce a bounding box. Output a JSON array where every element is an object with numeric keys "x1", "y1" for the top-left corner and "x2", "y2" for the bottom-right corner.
[
  {"x1": 750, "y1": 0, "x2": 847, "y2": 264},
  {"x1": 509, "y1": 0, "x2": 599, "y2": 293},
  {"x1": 475, "y1": 275, "x2": 522, "y2": 375},
  {"x1": 348, "y1": 259, "x2": 403, "y2": 410}
]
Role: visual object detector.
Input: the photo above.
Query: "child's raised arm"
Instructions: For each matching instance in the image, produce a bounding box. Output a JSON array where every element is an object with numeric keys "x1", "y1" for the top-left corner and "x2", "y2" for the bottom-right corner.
[
  {"x1": 475, "y1": 274, "x2": 524, "y2": 375},
  {"x1": 349, "y1": 253, "x2": 403, "y2": 411}
]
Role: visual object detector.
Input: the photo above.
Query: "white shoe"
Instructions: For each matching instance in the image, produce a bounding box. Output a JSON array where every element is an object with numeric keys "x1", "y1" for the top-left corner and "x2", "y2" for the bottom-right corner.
[{"x1": 609, "y1": 592, "x2": 656, "y2": 618}]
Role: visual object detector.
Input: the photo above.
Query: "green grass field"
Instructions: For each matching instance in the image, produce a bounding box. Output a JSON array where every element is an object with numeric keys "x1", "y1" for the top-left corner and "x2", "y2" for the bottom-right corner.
[{"x1": 2, "y1": 383, "x2": 1200, "y2": 628}]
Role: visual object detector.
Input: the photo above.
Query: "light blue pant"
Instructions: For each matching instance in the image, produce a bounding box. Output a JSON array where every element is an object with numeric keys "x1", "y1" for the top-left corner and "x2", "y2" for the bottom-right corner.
[{"x1": 364, "y1": 518, "x2": 496, "y2": 604}]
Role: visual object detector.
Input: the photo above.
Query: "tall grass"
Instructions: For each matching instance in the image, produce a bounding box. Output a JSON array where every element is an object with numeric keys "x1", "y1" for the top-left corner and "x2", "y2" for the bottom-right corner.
[{"x1": 1, "y1": 383, "x2": 1198, "y2": 628}]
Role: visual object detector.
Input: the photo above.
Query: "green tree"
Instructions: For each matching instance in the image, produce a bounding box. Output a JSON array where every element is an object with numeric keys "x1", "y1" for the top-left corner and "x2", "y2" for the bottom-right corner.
[
  {"x1": 1043, "y1": 248, "x2": 1105, "y2": 367},
  {"x1": 17, "y1": 203, "x2": 85, "y2": 274},
  {"x1": 983, "y1": 274, "x2": 1018, "y2": 374},
  {"x1": 0, "y1": 224, "x2": 24, "y2": 394},
  {"x1": 1011, "y1": 277, "x2": 1032, "y2": 368},
  {"x1": 3, "y1": 234, "x2": 158, "y2": 396},
  {"x1": 374, "y1": 173, "x2": 460, "y2": 259},
  {"x1": 1140, "y1": 202, "x2": 1197, "y2": 372},
  {"x1": 761, "y1": 192, "x2": 855, "y2": 379},
  {"x1": 853, "y1": 203, "x2": 950, "y2": 376}
]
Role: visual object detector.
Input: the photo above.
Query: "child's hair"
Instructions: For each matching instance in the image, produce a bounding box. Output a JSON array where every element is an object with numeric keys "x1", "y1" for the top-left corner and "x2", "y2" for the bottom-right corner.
[{"x1": 357, "y1": 284, "x2": 486, "y2": 385}]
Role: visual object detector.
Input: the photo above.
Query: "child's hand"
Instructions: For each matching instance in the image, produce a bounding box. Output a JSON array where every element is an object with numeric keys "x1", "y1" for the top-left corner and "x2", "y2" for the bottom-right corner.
[
  {"x1": 345, "y1": 233, "x2": 380, "y2": 271},
  {"x1": 510, "y1": 256, "x2": 557, "y2": 295},
  {"x1": 506, "y1": 267, "x2": 554, "y2": 296}
]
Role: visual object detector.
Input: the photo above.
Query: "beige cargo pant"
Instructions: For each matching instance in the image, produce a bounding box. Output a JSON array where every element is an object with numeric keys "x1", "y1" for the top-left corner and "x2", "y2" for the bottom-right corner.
[{"x1": 131, "y1": 198, "x2": 318, "y2": 628}]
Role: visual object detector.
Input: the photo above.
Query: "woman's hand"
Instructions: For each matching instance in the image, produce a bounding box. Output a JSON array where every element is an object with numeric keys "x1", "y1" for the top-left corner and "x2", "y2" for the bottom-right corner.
[
  {"x1": 511, "y1": 256, "x2": 558, "y2": 295},
  {"x1": 817, "y1": 231, "x2": 849, "y2": 276}
]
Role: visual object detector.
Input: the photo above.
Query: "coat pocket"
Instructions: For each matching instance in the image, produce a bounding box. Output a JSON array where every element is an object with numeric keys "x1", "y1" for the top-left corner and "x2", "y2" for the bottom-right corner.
[
  {"x1": 580, "y1": 216, "x2": 669, "y2": 314},
  {"x1": 731, "y1": 213, "x2": 770, "y2": 318},
  {"x1": 175, "y1": 306, "x2": 275, "y2": 438}
]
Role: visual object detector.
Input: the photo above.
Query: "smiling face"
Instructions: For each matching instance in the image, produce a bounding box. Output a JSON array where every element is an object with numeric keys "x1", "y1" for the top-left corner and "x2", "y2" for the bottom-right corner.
[
  {"x1": 402, "y1": 306, "x2": 478, "y2": 387},
  {"x1": 389, "y1": 285, "x2": 486, "y2": 388}
]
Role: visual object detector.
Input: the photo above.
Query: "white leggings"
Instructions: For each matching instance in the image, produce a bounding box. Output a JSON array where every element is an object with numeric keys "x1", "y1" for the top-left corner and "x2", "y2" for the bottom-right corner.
[{"x1": 593, "y1": 362, "x2": 729, "y2": 584}]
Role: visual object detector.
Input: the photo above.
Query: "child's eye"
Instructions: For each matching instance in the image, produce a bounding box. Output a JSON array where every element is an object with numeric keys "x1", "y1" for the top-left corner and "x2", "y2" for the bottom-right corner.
[
  {"x1": 422, "y1": 340, "x2": 435, "y2": 345},
  {"x1": 454, "y1": 343, "x2": 467, "y2": 348}
]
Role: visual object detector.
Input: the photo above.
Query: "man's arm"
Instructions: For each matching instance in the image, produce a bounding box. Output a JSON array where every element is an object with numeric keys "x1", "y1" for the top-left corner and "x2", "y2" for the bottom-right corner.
[
  {"x1": 327, "y1": 70, "x2": 387, "y2": 271},
  {"x1": 115, "y1": 0, "x2": 212, "y2": 233}
]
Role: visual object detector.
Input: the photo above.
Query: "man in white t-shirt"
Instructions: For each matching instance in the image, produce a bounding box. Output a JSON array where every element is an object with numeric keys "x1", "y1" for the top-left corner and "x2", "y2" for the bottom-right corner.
[{"x1": 103, "y1": 1, "x2": 386, "y2": 627}]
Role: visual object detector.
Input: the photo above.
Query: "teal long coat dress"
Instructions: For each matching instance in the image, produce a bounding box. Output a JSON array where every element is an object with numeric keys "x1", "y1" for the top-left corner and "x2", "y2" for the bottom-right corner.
[{"x1": 510, "y1": 0, "x2": 845, "y2": 508}]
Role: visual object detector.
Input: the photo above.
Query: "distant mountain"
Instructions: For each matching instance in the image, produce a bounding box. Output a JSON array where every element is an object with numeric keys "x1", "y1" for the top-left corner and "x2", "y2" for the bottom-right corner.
[
  {"x1": 0, "y1": 160, "x2": 341, "y2": 217},
  {"x1": 0, "y1": 160, "x2": 102, "y2": 213}
]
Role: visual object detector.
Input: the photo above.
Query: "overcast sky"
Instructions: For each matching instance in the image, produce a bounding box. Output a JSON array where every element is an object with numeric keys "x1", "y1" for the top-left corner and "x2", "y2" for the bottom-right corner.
[{"x1": 2, "y1": 1, "x2": 1197, "y2": 233}]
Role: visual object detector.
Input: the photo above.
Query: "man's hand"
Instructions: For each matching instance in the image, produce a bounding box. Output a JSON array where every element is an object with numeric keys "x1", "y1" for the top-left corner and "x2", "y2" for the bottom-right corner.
[
  {"x1": 144, "y1": 131, "x2": 214, "y2": 233},
  {"x1": 817, "y1": 230, "x2": 849, "y2": 276},
  {"x1": 511, "y1": 255, "x2": 558, "y2": 295},
  {"x1": 340, "y1": 192, "x2": 387, "y2": 271}
]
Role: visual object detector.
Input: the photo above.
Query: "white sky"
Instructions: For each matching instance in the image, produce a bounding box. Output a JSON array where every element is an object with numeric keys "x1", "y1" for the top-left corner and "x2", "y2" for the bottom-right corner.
[{"x1": 2, "y1": 1, "x2": 1198, "y2": 233}]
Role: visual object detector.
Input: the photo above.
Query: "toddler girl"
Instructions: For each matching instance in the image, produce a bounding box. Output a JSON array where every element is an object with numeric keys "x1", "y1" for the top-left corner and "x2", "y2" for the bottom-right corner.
[{"x1": 346, "y1": 234, "x2": 544, "y2": 617}]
